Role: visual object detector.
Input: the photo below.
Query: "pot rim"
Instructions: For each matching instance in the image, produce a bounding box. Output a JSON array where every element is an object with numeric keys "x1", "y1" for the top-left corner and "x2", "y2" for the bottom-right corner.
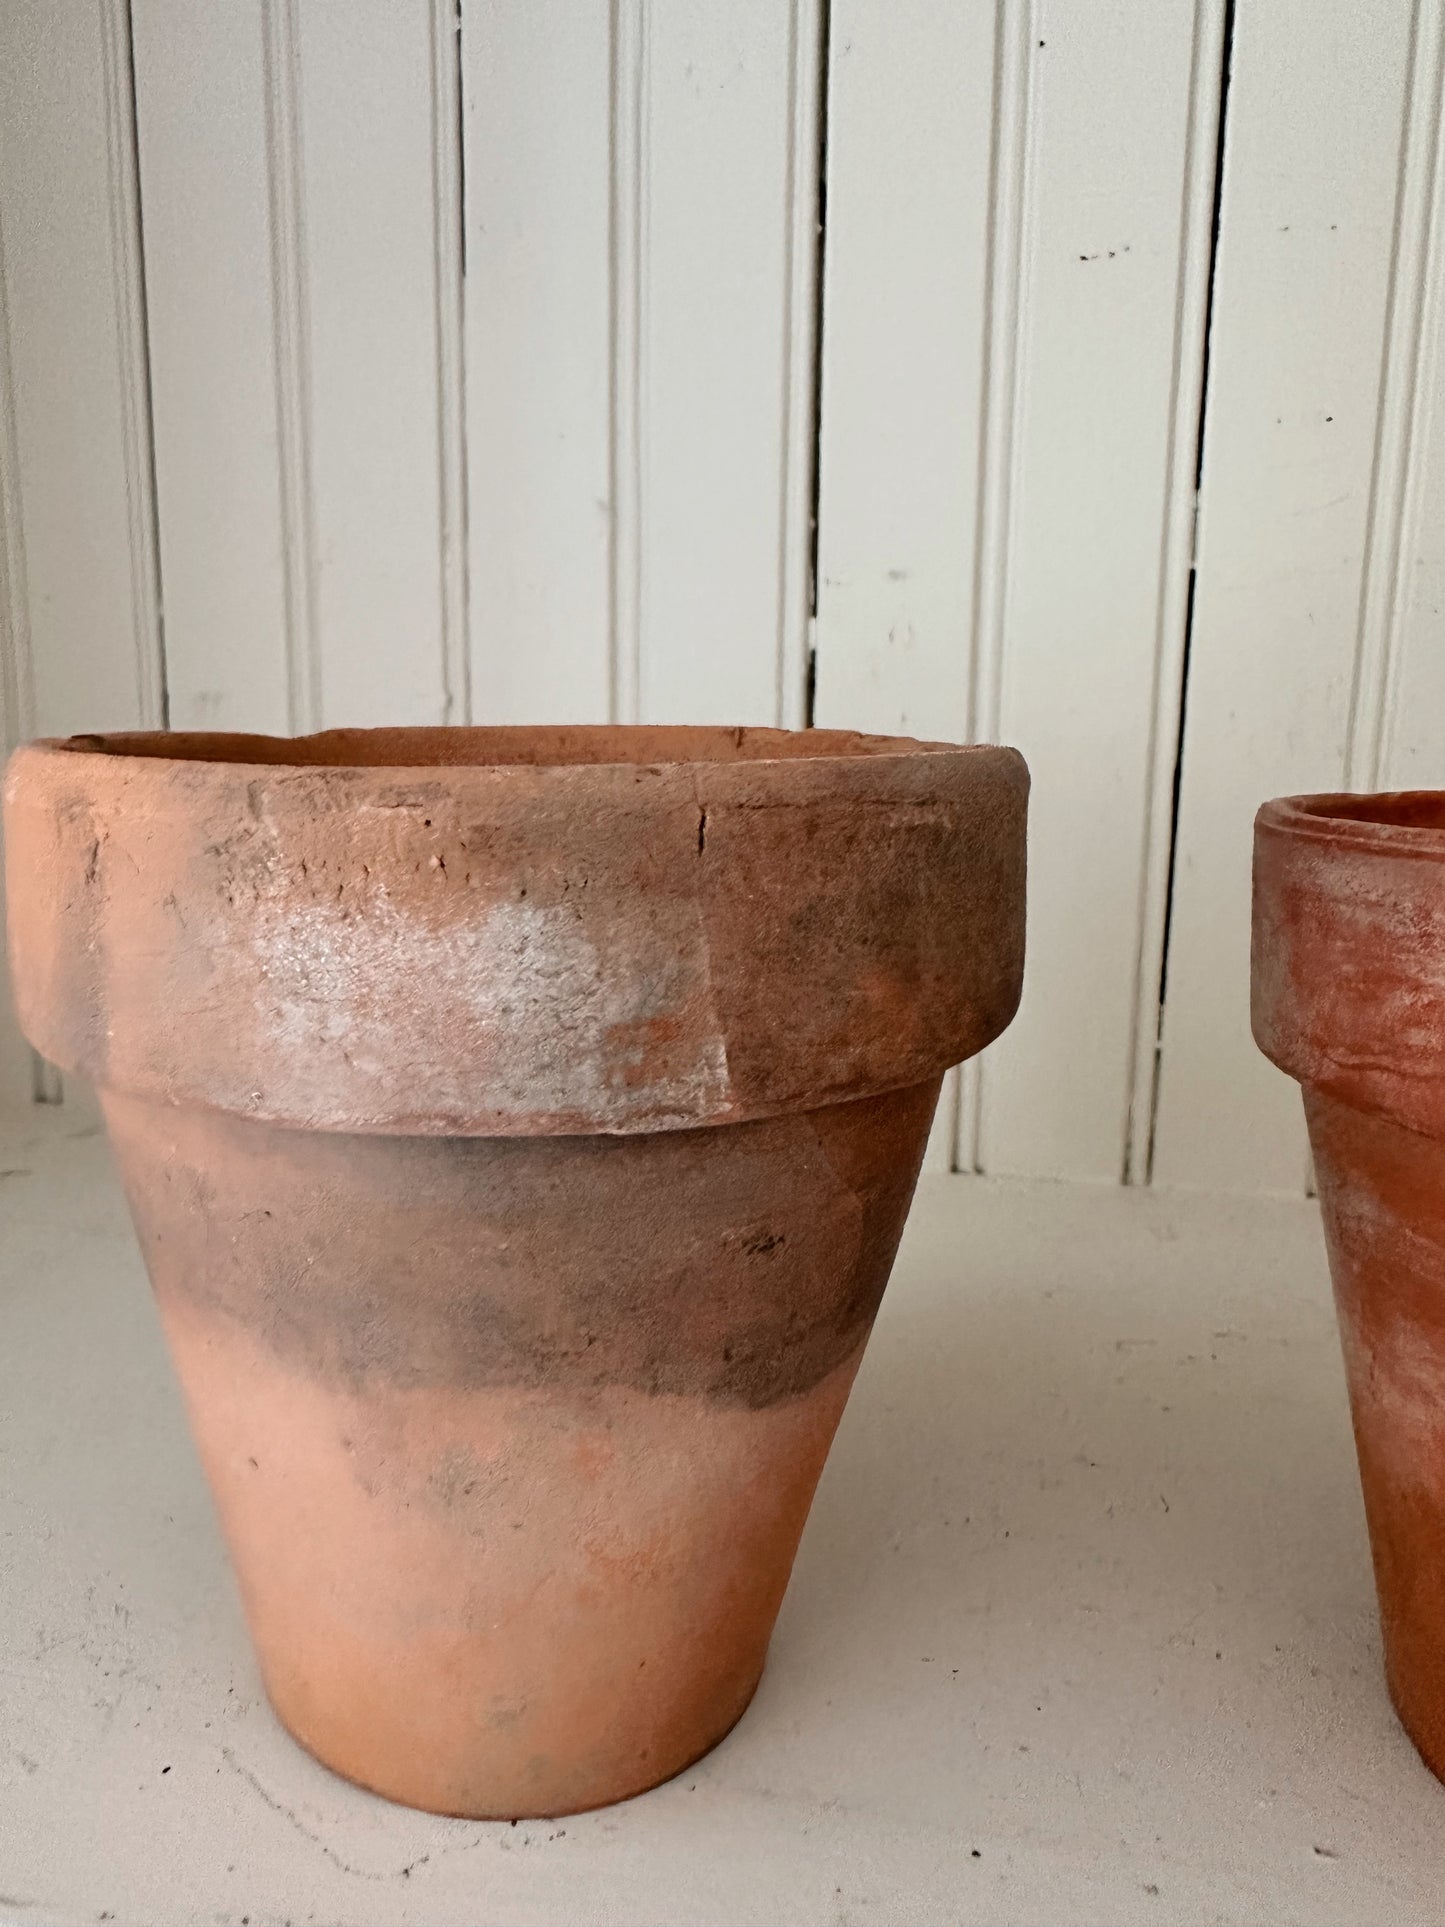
[
  {"x1": 6, "y1": 725, "x2": 1028, "y2": 1136},
  {"x1": 1257, "y1": 790, "x2": 1445, "y2": 859},
  {"x1": 1253, "y1": 790, "x2": 1445, "y2": 1136},
  {"x1": 39, "y1": 723, "x2": 978, "y2": 778}
]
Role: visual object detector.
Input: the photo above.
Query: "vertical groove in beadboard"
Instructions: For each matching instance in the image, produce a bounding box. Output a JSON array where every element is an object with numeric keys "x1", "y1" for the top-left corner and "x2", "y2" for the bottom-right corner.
[
  {"x1": 1122, "y1": 0, "x2": 1227, "y2": 1185},
  {"x1": 775, "y1": 0, "x2": 821, "y2": 730},
  {"x1": 431, "y1": 0, "x2": 470, "y2": 725},
  {"x1": 0, "y1": 225, "x2": 46, "y2": 1108},
  {"x1": 99, "y1": 0, "x2": 166, "y2": 733},
  {"x1": 0, "y1": 211, "x2": 34, "y2": 765},
  {"x1": 262, "y1": 0, "x2": 321, "y2": 735},
  {"x1": 608, "y1": 0, "x2": 646, "y2": 727},
  {"x1": 0, "y1": 191, "x2": 40, "y2": 1103},
  {"x1": 1346, "y1": 0, "x2": 1445, "y2": 793},
  {"x1": 958, "y1": 0, "x2": 1033, "y2": 1175},
  {"x1": 1, "y1": 177, "x2": 58, "y2": 1113}
]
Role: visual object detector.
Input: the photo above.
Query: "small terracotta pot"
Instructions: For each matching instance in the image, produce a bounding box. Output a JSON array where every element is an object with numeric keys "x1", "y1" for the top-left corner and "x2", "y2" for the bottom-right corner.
[
  {"x1": 1253, "y1": 789, "x2": 1445, "y2": 1781},
  {"x1": 5, "y1": 725, "x2": 1027, "y2": 1818}
]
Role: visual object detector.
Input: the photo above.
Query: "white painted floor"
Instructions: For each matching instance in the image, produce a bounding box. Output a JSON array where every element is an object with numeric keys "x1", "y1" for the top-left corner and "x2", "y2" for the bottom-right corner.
[{"x1": 2, "y1": 1110, "x2": 1444, "y2": 1927}]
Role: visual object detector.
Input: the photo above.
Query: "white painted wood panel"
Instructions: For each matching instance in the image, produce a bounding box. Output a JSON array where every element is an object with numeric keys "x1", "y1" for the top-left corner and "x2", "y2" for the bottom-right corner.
[
  {"x1": 136, "y1": 0, "x2": 459, "y2": 735},
  {"x1": 463, "y1": 0, "x2": 614, "y2": 724},
  {"x1": 1377, "y1": 315, "x2": 1445, "y2": 788},
  {"x1": 7, "y1": 0, "x2": 1445, "y2": 1172},
  {"x1": 0, "y1": 211, "x2": 32, "y2": 1114},
  {"x1": 979, "y1": 0, "x2": 1222, "y2": 1184},
  {"x1": 622, "y1": 0, "x2": 818, "y2": 727},
  {"x1": 132, "y1": 0, "x2": 293, "y2": 733},
  {"x1": 465, "y1": 0, "x2": 816, "y2": 731},
  {"x1": 815, "y1": 0, "x2": 1219, "y2": 1181},
  {"x1": 1353, "y1": 4, "x2": 1445, "y2": 798},
  {"x1": 0, "y1": 0, "x2": 162, "y2": 740},
  {"x1": 812, "y1": 0, "x2": 995, "y2": 749},
  {"x1": 295, "y1": 0, "x2": 465, "y2": 727},
  {"x1": 812, "y1": 0, "x2": 999, "y2": 1173},
  {"x1": 0, "y1": 0, "x2": 163, "y2": 1111},
  {"x1": 1151, "y1": 0, "x2": 1419, "y2": 1192}
]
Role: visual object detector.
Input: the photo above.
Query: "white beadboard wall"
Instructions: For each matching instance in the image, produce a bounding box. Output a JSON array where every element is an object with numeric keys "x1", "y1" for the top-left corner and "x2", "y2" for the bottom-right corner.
[
  {"x1": 1151, "y1": 0, "x2": 1443, "y2": 1191},
  {"x1": 0, "y1": 0, "x2": 164, "y2": 1111},
  {"x1": 1, "y1": 0, "x2": 1443, "y2": 1192}
]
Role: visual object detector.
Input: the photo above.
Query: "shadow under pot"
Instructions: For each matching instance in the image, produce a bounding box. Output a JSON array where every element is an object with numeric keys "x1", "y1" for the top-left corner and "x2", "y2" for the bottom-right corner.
[
  {"x1": 1254, "y1": 787, "x2": 1445, "y2": 1784},
  {"x1": 4, "y1": 722, "x2": 1028, "y2": 1820}
]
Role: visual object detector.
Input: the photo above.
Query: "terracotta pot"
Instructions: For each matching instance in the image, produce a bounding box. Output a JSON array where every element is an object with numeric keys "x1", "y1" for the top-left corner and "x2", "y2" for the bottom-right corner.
[
  {"x1": 5, "y1": 725, "x2": 1027, "y2": 1818},
  {"x1": 1253, "y1": 789, "x2": 1445, "y2": 1781}
]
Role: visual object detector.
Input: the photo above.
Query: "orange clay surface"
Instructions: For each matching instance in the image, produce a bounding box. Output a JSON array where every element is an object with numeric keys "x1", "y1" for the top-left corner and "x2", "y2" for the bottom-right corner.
[
  {"x1": 6, "y1": 724, "x2": 1028, "y2": 1815},
  {"x1": 1255, "y1": 789, "x2": 1445, "y2": 1783}
]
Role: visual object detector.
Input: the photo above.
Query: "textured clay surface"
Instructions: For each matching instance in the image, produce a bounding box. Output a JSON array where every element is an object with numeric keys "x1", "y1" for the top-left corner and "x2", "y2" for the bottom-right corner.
[
  {"x1": 104, "y1": 1079, "x2": 935, "y2": 1817},
  {"x1": 5, "y1": 725, "x2": 1029, "y2": 1817},
  {"x1": 5, "y1": 726, "x2": 1028, "y2": 1136},
  {"x1": 1254, "y1": 790, "x2": 1445, "y2": 1781}
]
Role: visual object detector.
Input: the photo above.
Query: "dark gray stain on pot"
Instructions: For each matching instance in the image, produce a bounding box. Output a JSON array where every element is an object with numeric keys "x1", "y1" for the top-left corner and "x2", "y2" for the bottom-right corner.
[
  {"x1": 695, "y1": 789, "x2": 1026, "y2": 1112},
  {"x1": 105, "y1": 1079, "x2": 939, "y2": 1410}
]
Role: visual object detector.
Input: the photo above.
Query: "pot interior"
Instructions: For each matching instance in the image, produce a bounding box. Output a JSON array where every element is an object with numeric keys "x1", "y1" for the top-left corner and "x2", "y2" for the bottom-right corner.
[
  {"x1": 54, "y1": 724, "x2": 953, "y2": 770},
  {"x1": 1291, "y1": 792, "x2": 1445, "y2": 834}
]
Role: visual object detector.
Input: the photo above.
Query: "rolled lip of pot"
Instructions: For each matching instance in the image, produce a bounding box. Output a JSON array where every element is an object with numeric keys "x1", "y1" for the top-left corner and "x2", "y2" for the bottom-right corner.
[
  {"x1": 1253, "y1": 790, "x2": 1445, "y2": 1138},
  {"x1": 4, "y1": 725, "x2": 1029, "y2": 1138}
]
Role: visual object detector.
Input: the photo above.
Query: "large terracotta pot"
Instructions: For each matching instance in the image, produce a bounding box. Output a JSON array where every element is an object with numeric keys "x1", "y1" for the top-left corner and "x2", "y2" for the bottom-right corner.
[
  {"x1": 5, "y1": 725, "x2": 1027, "y2": 1818},
  {"x1": 1253, "y1": 789, "x2": 1445, "y2": 1781}
]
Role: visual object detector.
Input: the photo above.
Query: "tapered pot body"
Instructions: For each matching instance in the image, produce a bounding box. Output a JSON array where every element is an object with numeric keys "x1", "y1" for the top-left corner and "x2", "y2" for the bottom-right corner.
[
  {"x1": 1254, "y1": 790, "x2": 1445, "y2": 1780},
  {"x1": 6, "y1": 725, "x2": 1028, "y2": 1816}
]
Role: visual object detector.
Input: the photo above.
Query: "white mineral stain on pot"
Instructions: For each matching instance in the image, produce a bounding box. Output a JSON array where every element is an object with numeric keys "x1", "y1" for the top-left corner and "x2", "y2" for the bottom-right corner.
[
  {"x1": 248, "y1": 891, "x2": 730, "y2": 1126},
  {"x1": 1330, "y1": 1185, "x2": 1445, "y2": 1495}
]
